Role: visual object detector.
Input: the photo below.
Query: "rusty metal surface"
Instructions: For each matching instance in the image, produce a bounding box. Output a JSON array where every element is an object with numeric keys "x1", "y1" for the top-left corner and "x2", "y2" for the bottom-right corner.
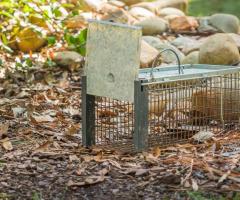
[{"x1": 85, "y1": 20, "x2": 141, "y2": 102}]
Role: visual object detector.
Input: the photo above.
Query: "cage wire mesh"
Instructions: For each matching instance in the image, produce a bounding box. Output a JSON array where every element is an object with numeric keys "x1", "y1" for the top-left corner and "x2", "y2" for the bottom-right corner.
[{"x1": 91, "y1": 72, "x2": 240, "y2": 150}]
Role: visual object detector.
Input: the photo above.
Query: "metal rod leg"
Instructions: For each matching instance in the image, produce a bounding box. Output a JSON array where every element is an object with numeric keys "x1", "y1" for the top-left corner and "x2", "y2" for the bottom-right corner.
[
  {"x1": 82, "y1": 76, "x2": 96, "y2": 147},
  {"x1": 134, "y1": 80, "x2": 148, "y2": 151}
]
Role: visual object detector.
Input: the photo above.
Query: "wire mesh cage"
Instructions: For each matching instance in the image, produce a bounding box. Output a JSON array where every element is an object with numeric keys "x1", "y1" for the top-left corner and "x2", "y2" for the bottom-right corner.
[{"x1": 82, "y1": 20, "x2": 240, "y2": 151}]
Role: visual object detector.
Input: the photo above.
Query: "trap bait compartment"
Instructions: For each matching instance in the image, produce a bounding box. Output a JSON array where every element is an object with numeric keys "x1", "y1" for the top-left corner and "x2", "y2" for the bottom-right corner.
[{"x1": 81, "y1": 20, "x2": 240, "y2": 151}]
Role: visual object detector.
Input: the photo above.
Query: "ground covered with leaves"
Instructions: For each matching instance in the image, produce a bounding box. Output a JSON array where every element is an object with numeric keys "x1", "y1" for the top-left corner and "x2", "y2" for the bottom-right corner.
[
  {"x1": 1, "y1": 0, "x2": 240, "y2": 199},
  {"x1": 0, "y1": 68, "x2": 239, "y2": 200}
]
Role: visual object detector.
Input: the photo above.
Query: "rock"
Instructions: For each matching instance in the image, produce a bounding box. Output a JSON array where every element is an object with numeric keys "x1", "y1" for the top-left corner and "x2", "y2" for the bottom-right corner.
[
  {"x1": 79, "y1": 0, "x2": 106, "y2": 12},
  {"x1": 171, "y1": 36, "x2": 206, "y2": 55},
  {"x1": 169, "y1": 16, "x2": 198, "y2": 32},
  {"x1": 143, "y1": 36, "x2": 185, "y2": 64},
  {"x1": 209, "y1": 13, "x2": 240, "y2": 33},
  {"x1": 121, "y1": 0, "x2": 144, "y2": 5},
  {"x1": 29, "y1": 14, "x2": 49, "y2": 29},
  {"x1": 199, "y1": 33, "x2": 240, "y2": 65},
  {"x1": 135, "y1": 17, "x2": 168, "y2": 35},
  {"x1": 129, "y1": 7, "x2": 155, "y2": 20},
  {"x1": 53, "y1": 51, "x2": 83, "y2": 71},
  {"x1": 140, "y1": 40, "x2": 159, "y2": 68},
  {"x1": 192, "y1": 131, "x2": 214, "y2": 143},
  {"x1": 182, "y1": 51, "x2": 199, "y2": 64},
  {"x1": 197, "y1": 17, "x2": 218, "y2": 33},
  {"x1": 64, "y1": 15, "x2": 87, "y2": 29},
  {"x1": 131, "y1": 0, "x2": 188, "y2": 13},
  {"x1": 98, "y1": 3, "x2": 120, "y2": 14},
  {"x1": 101, "y1": 8, "x2": 136, "y2": 24},
  {"x1": 157, "y1": 7, "x2": 185, "y2": 17},
  {"x1": 108, "y1": 0, "x2": 125, "y2": 8},
  {"x1": 17, "y1": 27, "x2": 46, "y2": 53},
  {"x1": 228, "y1": 33, "x2": 240, "y2": 50}
]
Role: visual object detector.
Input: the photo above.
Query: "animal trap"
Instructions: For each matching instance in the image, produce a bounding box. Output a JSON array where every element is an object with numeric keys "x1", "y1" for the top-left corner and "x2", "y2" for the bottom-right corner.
[{"x1": 82, "y1": 20, "x2": 240, "y2": 151}]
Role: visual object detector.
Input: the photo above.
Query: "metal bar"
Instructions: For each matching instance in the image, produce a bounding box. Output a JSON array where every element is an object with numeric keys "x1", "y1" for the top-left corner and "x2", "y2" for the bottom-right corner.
[
  {"x1": 82, "y1": 76, "x2": 96, "y2": 147},
  {"x1": 134, "y1": 80, "x2": 148, "y2": 151}
]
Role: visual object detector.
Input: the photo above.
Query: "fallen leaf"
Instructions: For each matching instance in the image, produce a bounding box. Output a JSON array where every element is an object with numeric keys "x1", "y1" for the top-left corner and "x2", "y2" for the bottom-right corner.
[
  {"x1": 67, "y1": 176, "x2": 105, "y2": 187},
  {"x1": 66, "y1": 124, "x2": 79, "y2": 136},
  {"x1": 34, "y1": 140, "x2": 52, "y2": 153},
  {"x1": 31, "y1": 114, "x2": 55, "y2": 123},
  {"x1": 0, "y1": 123, "x2": 9, "y2": 139},
  {"x1": 135, "y1": 169, "x2": 149, "y2": 176},
  {"x1": 1, "y1": 138, "x2": 13, "y2": 151},
  {"x1": 69, "y1": 155, "x2": 79, "y2": 162},
  {"x1": 152, "y1": 146, "x2": 161, "y2": 157},
  {"x1": 191, "y1": 178, "x2": 199, "y2": 191},
  {"x1": 97, "y1": 167, "x2": 109, "y2": 176}
]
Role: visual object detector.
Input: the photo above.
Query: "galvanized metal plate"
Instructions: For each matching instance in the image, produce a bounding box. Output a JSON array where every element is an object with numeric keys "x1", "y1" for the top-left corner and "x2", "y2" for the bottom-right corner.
[
  {"x1": 139, "y1": 64, "x2": 240, "y2": 84},
  {"x1": 85, "y1": 20, "x2": 142, "y2": 102}
]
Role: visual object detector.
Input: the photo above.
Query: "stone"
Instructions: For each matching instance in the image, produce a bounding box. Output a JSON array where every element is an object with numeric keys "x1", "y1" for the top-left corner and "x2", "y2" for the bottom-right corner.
[
  {"x1": 199, "y1": 33, "x2": 240, "y2": 65},
  {"x1": 134, "y1": 17, "x2": 168, "y2": 35},
  {"x1": 108, "y1": 0, "x2": 125, "y2": 8},
  {"x1": 209, "y1": 13, "x2": 240, "y2": 33},
  {"x1": 171, "y1": 36, "x2": 206, "y2": 55},
  {"x1": 157, "y1": 7, "x2": 185, "y2": 17},
  {"x1": 79, "y1": 0, "x2": 106, "y2": 12},
  {"x1": 99, "y1": 3, "x2": 121, "y2": 14},
  {"x1": 121, "y1": 0, "x2": 144, "y2": 5},
  {"x1": 101, "y1": 8, "x2": 136, "y2": 24},
  {"x1": 129, "y1": 7, "x2": 155, "y2": 20},
  {"x1": 228, "y1": 33, "x2": 240, "y2": 50},
  {"x1": 197, "y1": 17, "x2": 218, "y2": 33},
  {"x1": 140, "y1": 40, "x2": 159, "y2": 68},
  {"x1": 132, "y1": 0, "x2": 188, "y2": 13},
  {"x1": 53, "y1": 51, "x2": 83, "y2": 71},
  {"x1": 143, "y1": 36, "x2": 185, "y2": 64},
  {"x1": 64, "y1": 15, "x2": 87, "y2": 29},
  {"x1": 170, "y1": 16, "x2": 198, "y2": 32},
  {"x1": 17, "y1": 27, "x2": 46, "y2": 53},
  {"x1": 182, "y1": 51, "x2": 199, "y2": 64},
  {"x1": 192, "y1": 131, "x2": 214, "y2": 143}
]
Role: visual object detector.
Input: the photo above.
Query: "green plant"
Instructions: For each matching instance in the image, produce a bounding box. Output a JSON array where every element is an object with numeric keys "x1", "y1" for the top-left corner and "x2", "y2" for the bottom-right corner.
[{"x1": 64, "y1": 28, "x2": 87, "y2": 56}]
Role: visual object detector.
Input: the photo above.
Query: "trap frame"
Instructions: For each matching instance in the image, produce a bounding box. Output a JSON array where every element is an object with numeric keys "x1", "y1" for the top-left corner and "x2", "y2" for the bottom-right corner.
[{"x1": 82, "y1": 20, "x2": 240, "y2": 151}]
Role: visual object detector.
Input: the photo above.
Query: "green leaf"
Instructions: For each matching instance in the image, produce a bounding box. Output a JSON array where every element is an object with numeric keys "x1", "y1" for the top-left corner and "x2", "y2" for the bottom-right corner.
[{"x1": 47, "y1": 36, "x2": 56, "y2": 46}]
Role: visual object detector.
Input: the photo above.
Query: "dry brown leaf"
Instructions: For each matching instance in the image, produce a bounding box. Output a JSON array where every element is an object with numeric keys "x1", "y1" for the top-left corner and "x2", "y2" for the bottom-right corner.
[
  {"x1": 66, "y1": 124, "x2": 79, "y2": 136},
  {"x1": 0, "y1": 123, "x2": 9, "y2": 138},
  {"x1": 97, "y1": 167, "x2": 109, "y2": 176},
  {"x1": 69, "y1": 155, "x2": 79, "y2": 162},
  {"x1": 31, "y1": 114, "x2": 55, "y2": 123},
  {"x1": 98, "y1": 110, "x2": 118, "y2": 118},
  {"x1": 67, "y1": 176, "x2": 105, "y2": 187},
  {"x1": 34, "y1": 140, "x2": 52, "y2": 153},
  {"x1": 152, "y1": 146, "x2": 161, "y2": 157},
  {"x1": 1, "y1": 138, "x2": 13, "y2": 151}
]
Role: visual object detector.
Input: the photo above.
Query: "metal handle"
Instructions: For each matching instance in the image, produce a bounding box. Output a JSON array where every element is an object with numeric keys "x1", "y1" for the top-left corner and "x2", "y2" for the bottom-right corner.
[{"x1": 150, "y1": 48, "x2": 183, "y2": 80}]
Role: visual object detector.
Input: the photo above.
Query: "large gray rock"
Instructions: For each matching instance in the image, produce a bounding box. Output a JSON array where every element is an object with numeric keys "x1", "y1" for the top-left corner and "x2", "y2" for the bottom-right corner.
[
  {"x1": 197, "y1": 17, "x2": 218, "y2": 33},
  {"x1": 209, "y1": 14, "x2": 240, "y2": 33},
  {"x1": 171, "y1": 36, "x2": 205, "y2": 55},
  {"x1": 135, "y1": 17, "x2": 168, "y2": 35},
  {"x1": 53, "y1": 51, "x2": 83, "y2": 70},
  {"x1": 182, "y1": 51, "x2": 199, "y2": 64},
  {"x1": 142, "y1": 36, "x2": 185, "y2": 64},
  {"x1": 129, "y1": 7, "x2": 155, "y2": 20},
  {"x1": 158, "y1": 7, "x2": 185, "y2": 17},
  {"x1": 199, "y1": 33, "x2": 240, "y2": 65}
]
